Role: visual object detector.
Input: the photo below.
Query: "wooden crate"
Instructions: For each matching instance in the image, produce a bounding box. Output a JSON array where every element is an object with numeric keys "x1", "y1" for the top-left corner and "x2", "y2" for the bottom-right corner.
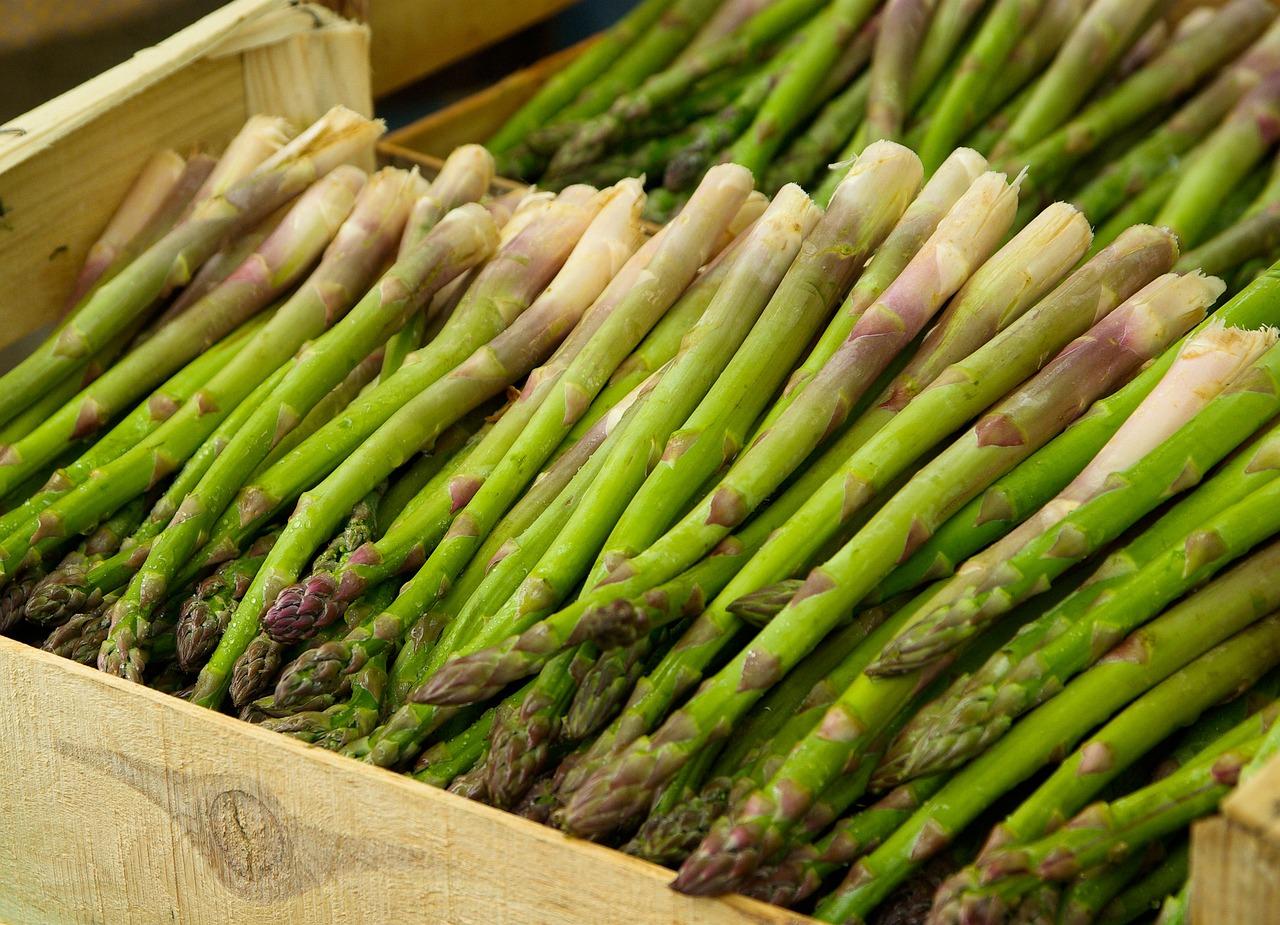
[
  {"x1": 0, "y1": 5, "x2": 805, "y2": 924},
  {"x1": 1191, "y1": 755, "x2": 1280, "y2": 924}
]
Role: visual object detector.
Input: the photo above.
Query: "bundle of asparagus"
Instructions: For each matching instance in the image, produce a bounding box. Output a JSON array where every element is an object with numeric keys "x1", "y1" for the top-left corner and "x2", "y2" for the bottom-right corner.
[
  {"x1": 484, "y1": 0, "x2": 1280, "y2": 293},
  {"x1": 11, "y1": 102, "x2": 1280, "y2": 924}
]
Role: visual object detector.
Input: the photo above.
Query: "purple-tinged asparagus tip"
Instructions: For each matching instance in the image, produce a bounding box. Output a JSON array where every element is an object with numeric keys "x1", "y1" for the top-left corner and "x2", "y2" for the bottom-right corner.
[
  {"x1": 569, "y1": 598, "x2": 649, "y2": 648},
  {"x1": 262, "y1": 572, "x2": 343, "y2": 644},
  {"x1": 273, "y1": 642, "x2": 352, "y2": 709}
]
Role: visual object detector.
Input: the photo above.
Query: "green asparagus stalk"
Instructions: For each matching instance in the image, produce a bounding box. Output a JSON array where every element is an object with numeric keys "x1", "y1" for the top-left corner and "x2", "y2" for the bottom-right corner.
[
  {"x1": 888, "y1": 414, "x2": 1280, "y2": 781},
  {"x1": 99, "y1": 177, "x2": 496, "y2": 681},
  {"x1": 764, "y1": 74, "x2": 870, "y2": 194},
  {"x1": 174, "y1": 538, "x2": 273, "y2": 672},
  {"x1": 1006, "y1": 0, "x2": 1277, "y2": 193},
  {"x1": 936, "y1": 722, "x2": 1270, "y2": 922},
  {"x1": 1070, "y1": 19, "x2": 1280, "y2": 225},
  {"x1": 545, "y1": 0, "x2": 829, "y2": 176},
  {"x1": 871, "y1": 316, "x2": 1277, "y2": 678},
  {"x1": 348, "y1": 168, "x2": 755, "y2": 764},
  {"x1": 412, "y1": 187, "x2": 821, "y2": 706},
  {"x1": 907, "y1": 0, "x2": 989, "y2": 109},
  {"x1": 917, "y1": 0, "x2": 1048, "y2": 172},
  {"x1": 864, "y1": 0, "x2": 939, "y2": 144},
  {"x1": 1156, "y1": 75, "x2": 1280, "y2": 249},
  {"x1": 995, "y1": 0, "x2": 1168, "y2": 157},
  {"x1": 1099, "y1": 844, "x2": 1190, "y2": 925},
  {"x1": 726, "y1": 0, "x2": 883, "y2": 179},
  {"x1": 62, "y1": 150, "x2": 187, "y2": 312},
  {"x1": 185, "y1": 185, "x2": 614, "y2": 580},
  {"x1": 0, "y1": 166, "x2": 366, "y2": 500},
  {"x1": 562, "y1": 634, "x2": 655, "y2": 743},
  {"x1": 487, "y1": 0, "x2": 675, "y2": 155},
  {"x1": 418, "y1": 164, "x2": 1029, "y2": 708},
  {"x1": 380, "y1": 146, "x2": 496, "y2": 378},
  {"x1": 260, "y1": 183, "x2": 645, "y2": 648},
  {"x1": 0, "y1": 107, "x2": 381, "y2": 428},
  {"x1": 1058, "y1": 846, "x2": 1161, "y2": 925},
  {"x1": 815, "y1": 595, "x2": 1280, "y2": 923},
  {"x1": 636, "y1": 276, "x2": 1208, "y2": 889}
]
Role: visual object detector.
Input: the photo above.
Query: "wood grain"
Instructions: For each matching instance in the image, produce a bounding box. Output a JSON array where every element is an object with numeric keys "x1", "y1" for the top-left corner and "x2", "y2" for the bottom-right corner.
[{"x1": 0, "y1": 637, "x2": 813, "y2": 925}]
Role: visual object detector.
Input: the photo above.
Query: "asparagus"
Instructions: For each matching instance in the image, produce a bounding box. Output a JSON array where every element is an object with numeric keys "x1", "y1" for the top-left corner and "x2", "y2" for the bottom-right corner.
[
  {"x1": 202, "y1": 168, "x2": 751, "y2": 715},
  {"x1": 62, "y1": 150, "x2": 187, "y2": 313},
  {"x1": 485, "y1": 645, "x2": 593, "y2": 808},
  {"x1": 182, "y1": 186, "x2": 616, "y2": 587},
  {"x1": 174, "y1": 536, "x2": 275, "y2": 671},
  {"x1": 871, "y1": 317, "x2": 1276, "y2": 678},
  {"x1": 0, "y1": 107, "x2": 380, "y2": 428},
  {"x1": 18, "y1": 359, "x2": 293, "y2": 628},
  {"x1": 1005, "y1": 0, "x2": 1277, "y2": 193},
  {"x1": 889, "y1": 415, "x2": 1280, "y2": 781},
  {"x1": 412, "y1": 707, "x2": 496, "y2": 788},
  {"x1": 726, "y1": 0, "x2": 883, "y2": 179},
  {"x1": 864, "y1": 0, "x2": 938, "y2": 144},
  {"x1": 1058, "y1": 847, "x2": 1157, "y2": 925},
  {"x1": 995, "y1": 0, "x2": 1168, "y2": 156},
  {"x1": 1157, "y1": 76, "x2": 1280, "y2": 249},
  {"x1": 259, "y1": 183, "x2": 645, "y2": 647},
  {"x1": 380, "y1": 147, "x2": 496, "y2": 377},
  {"x1": 814, "y1": 599, "x2": 1280, "y2": 923},
  {"x1": 907, "y1": 0, "x2": 990, "y2": 109},
  {"x1": 545, "y1": 0, "x2": 829, "y2": 176},
  {"x1": 917, "y1": 0, "x2": 1047, "y2": 172},
  {"x1": 934, "y1": 726, "x2": 1270, "y2": 922},
  {"x1": 0, "y1": 166, "x2": 366, "y2": 500},
  {"x1": 487, "y1": 0, "x2": 675, "y2": 155},
  {"x1": 0, "y1": 314, "x2": 260, "y2": 542},
  {"x1": 99, "y1": 179, "x2": 495, "y2": 681},
  {"x1": 764, "y1": 74, "x2": 870, "y2": 194},
  {"x1": 562, "y1": 635, "x2": 654, "y2": 742},
  {"x1": 643, "y1": 278, "x2": 1208, "y2": 889}
]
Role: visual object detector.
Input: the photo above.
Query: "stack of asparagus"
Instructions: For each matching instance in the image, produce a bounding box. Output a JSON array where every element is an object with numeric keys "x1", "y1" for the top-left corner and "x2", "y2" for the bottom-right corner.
[
  {"x1": 488, "y1": 0, "x2": 1280, "y2": 291},
  {"x1": 8, "y1": 106, "x2": 1280, "y2": 923}
]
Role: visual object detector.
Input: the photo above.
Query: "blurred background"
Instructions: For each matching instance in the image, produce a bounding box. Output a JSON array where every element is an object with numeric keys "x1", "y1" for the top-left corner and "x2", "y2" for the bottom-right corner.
[{"x1": 0, "y1": 0, "x2": 634, "y2": 126}]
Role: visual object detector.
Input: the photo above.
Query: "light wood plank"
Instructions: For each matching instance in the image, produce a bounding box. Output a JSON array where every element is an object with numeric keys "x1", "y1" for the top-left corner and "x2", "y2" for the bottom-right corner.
[
  {"x1": 367, "y1": 0, "x2": 583, "y2": 97},
  {"x1": 0, "y1": 637, "x2": 813, "y2": 925}
]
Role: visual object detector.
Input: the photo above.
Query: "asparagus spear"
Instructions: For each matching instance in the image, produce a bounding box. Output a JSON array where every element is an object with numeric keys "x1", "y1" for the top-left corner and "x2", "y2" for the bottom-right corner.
[
  {"x1": 182, "y1": 186, "x2": 616, "y2": 586},
  {"x1": 62, "y1": 150, "x2": 187, "y2": 313},
  {"x1": 1070, "y1": 18, "x2": 1280, "y2": 225},
  {"x1": 380, "y1": 146, "x2": 497, "y2": 378},
  {"x1": 0, "y1": 166, "x2": 366, "y2": 500},
  {"x1": 546, "y1": 0, "x2": 829, "y2": 176},
  {"x1": 1157, "y1": 75, "x2": 1280, "y2": 249},
  {"x1": 864, "y1": 0, "x2": 939, "y2": 144},
  {"x1": 907, "y1": 0, "x2": 990, "y2": 110},
  {"x1": 562, "y1": 635, "x2": 654, "y2": 743},
  {"x1": 888, "y1": 414, "x2": 1280, "y2": 781},
  {"x1": 260, "y1": 183, "x2": 646, "y2": 647},
  {"x1": 484, "y1": 645, "x2": 593, "y2": 808},
  {"x1": 412, "y1": 188, "x2": 821, "y2": 707},
  {"x1": 815, "y1": 592, "x2": 1280, "y2": 923},
  {"x1": 871, "y1": 316, "x2": 1276, "y2": 678},
  {"x1": 174, "y1": 535, "x2": 275, "y2": 672},
  {"x1": 934, "y1": 720, "x2": 1271, "y2": 922},
  {"x1": 99, "y1": 180, "x2": 497, "y2": 680},
  {"x1": 0, "y1": 107, "x2": 381, "y2": 429},
  {"x1": 636, "y1": 277, "x2": 1209, "y2": 888},
  {"x1": 994, "y1": 0, "x2": 1168, "y2": 157},
  {"x1": 1058, "y1": 846, "x2": 1163, "y2": 925},
  {"x1": 917, "y1": 0, "x2": 1048, "y2": 172},
  {"x1": 1005, "y1": 0, "x2": 1277, "y2": 194},
  {"x1": 487, "y1": 0, "x2": 676, "y2": 155},
  {"x1": 417, "y1": 166, "x2": 1027, "y2": 707},
  {"x1": 726, "y1": 0, "x2": 883, "y2": 179},
  {"x1": 1102, "y1": 846, "x2": 1190, "y2": 924}
]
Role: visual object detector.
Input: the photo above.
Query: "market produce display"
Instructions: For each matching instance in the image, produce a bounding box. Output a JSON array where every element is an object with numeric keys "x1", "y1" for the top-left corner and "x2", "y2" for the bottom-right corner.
[{"x1": 10, "y1": 4, "x2": 1280, "y2": 913}]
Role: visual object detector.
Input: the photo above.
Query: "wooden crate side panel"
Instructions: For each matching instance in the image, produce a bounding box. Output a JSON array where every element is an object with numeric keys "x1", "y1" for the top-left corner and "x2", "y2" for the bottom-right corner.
[
  {"x1": 1191, "y1": 816, "x2": 1280, "y2": 925},
  {"x1": 385, "y1": 41, "x2": 587, "y2": 157},
  {"x1": 0, "y1": 638, "x2": 811, "y2": 925},
  {"x1": 0, "y1": 57, "x2": 249, "y2": 351},
  {"x1": 368, "y1": 0, "x2": 582, "y2": 97}
]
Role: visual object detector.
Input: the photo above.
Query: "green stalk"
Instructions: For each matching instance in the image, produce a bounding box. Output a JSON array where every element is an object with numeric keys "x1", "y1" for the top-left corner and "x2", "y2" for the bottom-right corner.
[{"x1": 864, "y1": 0, "x2": 938, "y2": 144}]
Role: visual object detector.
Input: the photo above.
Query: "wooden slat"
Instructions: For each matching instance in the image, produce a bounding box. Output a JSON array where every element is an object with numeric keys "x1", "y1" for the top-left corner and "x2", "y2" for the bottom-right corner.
[
  {"x1": 367, "y1": 0, "x2": 583, "y2": 97},
  {"x1": 385, "y1": 39, "x2": 590, "y2": 157},
  {"x1": 1192, "y1": 815, "x2": 1280, "y2": 924},
  {"x1": 0, "y1": 638, "x2": 813, "y2": 925}
]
